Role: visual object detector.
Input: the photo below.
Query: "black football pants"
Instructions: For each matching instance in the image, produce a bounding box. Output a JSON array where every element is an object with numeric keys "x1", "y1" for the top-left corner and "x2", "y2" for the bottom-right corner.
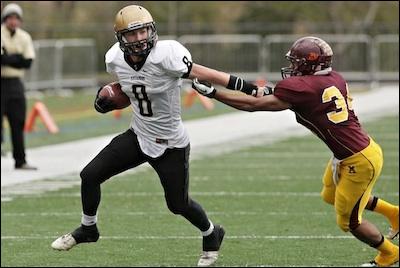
[
  {"x1": 79, "y1": 129, "x2": 211, "y2": 232},
  {"x1": 1, "y1": 78, "x2": 27, "y2": 167}
]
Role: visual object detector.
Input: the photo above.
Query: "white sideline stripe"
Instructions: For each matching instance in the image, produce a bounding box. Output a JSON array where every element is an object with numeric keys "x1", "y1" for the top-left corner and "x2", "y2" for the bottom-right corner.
[
  {"x1": 37, "y1": 191, "x2": 399, "y2": 198},
  {"x1": 191, "y1": 175, "x2": 399, "y2": 181},
  {"x1": 2, "y1": 211, "x2": 329, "y2": 217},
  {"x1": 193, "y1": 162, "x2": 400, "y2": 168},
  {"x1": 212, "y1": 151, "x2": 399, "y2": 158},
  {"x1": 1, "y1": 235, "x2": 354, "y2": 240}
]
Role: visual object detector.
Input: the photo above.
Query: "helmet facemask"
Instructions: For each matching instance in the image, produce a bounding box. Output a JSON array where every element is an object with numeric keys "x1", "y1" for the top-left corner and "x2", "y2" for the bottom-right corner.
[
  {"x1": 115, "y1": 22, "x2": 157, "y2": 57},
  {"x1": 281, "y1": 53, "x2": 307, "y2": 79}
]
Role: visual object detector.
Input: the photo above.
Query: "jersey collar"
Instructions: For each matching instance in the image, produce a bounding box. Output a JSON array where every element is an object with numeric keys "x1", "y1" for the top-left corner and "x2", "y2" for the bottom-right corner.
[{"x1": 123, "y1": 52, "x2": 149, "y2": 72}]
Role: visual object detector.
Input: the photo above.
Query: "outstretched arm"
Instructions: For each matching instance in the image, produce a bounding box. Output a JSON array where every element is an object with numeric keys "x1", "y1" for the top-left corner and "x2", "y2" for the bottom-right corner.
[
  {"x1": 214, "y1": 90, "x2": 291, "y2": 112},
  {"x1": 188, "y1": 63, "x2": 260, "y2": 96},
  {"x1": 192, "y1": 79, "x2": 291, "y2": 112},
  {"x1": 188, "y1": 63, "x2": 230, "y2": 87}
]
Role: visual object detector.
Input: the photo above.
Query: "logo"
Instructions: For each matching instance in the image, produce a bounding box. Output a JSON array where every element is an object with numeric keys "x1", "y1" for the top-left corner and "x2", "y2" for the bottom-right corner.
[
  {"x1": 348, "y1": 165, "x2": 356, "y2": 174},
  {"x1": 307, "y1": 52, "x2": 319, "y2": 61},
  {"x1": 131, "y1": 76, "x2": 145, "y2": 81}
]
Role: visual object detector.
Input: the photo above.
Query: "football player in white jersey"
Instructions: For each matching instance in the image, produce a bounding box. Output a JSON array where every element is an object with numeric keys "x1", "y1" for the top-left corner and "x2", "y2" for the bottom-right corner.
[{"x1": 51, "y1": 5, "x2": 263, "y2": 267}]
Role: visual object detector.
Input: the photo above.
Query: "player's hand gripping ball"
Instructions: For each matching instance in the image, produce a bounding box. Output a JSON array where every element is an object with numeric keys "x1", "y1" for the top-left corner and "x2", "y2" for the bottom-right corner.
[{"x1": 95, "y1": 82, "x2": 130, "y2": 113}]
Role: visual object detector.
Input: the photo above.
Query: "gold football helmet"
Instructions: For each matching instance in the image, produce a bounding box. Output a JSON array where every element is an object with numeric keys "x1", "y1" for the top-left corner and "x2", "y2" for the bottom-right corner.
[{"x1": 114, "y1": 5, "x2": 158, "y2": 57}]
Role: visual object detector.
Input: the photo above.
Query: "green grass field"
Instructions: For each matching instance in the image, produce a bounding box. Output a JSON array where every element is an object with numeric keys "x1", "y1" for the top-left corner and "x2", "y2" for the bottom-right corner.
[{"x1": 1, "y1": 115, "x2": 398, "y2": 267}]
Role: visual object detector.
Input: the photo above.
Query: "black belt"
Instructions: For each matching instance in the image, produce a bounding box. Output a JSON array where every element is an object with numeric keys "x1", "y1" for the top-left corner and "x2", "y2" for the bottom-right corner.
[{"x1": 155, "y1": 138, "x2": 168, "y2": 145}]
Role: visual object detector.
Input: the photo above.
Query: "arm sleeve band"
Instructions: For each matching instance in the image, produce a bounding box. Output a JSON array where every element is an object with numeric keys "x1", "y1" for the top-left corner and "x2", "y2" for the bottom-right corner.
[{"x1": 226, "y1": 75, "x2": 258, "y2": 95}]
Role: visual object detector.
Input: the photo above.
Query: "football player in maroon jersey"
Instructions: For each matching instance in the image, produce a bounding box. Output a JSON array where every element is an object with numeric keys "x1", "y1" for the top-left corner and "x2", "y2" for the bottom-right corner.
[{"x1": 192, "y1": 36, "x2": 399, "y2": 267}]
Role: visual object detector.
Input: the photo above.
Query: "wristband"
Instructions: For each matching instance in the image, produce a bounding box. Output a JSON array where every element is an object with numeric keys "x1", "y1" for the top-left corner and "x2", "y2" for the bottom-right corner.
[{"x1": 227, "y1": 75, "x2": 258, "y2": 95}]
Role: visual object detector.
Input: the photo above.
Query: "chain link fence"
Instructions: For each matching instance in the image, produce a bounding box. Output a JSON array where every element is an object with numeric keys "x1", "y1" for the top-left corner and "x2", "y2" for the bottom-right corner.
[{"x1": 25, "y1": 39, "x2": 97, "y2": 91}]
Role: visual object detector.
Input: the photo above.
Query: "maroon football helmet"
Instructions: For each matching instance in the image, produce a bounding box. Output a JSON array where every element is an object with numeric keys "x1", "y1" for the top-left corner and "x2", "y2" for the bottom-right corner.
[{"x1": 281, "y1": 36, "x2": 333, "y2": 79}]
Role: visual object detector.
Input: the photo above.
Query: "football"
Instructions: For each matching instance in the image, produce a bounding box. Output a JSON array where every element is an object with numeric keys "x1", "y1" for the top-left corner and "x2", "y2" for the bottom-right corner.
[{"x1": 99, "y1": 82, "x2": 130, "y2": 109}]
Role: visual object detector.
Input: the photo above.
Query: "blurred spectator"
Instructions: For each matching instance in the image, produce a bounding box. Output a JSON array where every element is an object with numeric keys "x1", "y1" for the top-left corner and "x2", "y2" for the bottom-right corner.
[{"x1": 1, "y1": 3, "x2": 37, "y2": 170}]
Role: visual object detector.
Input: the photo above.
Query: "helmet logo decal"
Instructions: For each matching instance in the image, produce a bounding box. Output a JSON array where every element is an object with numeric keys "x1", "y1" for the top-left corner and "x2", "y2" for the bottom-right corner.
[{"x1": 307, "y1": 52, "x2": 319, "y2": 61}]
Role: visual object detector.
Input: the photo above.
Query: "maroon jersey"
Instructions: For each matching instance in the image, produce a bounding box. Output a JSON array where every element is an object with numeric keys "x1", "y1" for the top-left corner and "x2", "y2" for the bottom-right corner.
[{"x1": 274, "y1": 71, "x2": 370, "y2": 159}]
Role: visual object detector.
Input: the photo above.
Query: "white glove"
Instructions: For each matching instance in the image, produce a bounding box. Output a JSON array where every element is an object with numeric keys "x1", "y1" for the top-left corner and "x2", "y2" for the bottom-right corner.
[{"x1": 192, "y1": 78, "x2": 216, "y2": 98}]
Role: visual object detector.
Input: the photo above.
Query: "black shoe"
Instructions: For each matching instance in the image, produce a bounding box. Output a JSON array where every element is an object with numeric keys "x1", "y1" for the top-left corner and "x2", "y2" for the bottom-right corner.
[
  {"x1": 71, "y1": 224, "x2": 100, "y2": 244},
  {"x1": 203, "y1": 224, "x2": 225, "y2": 251},
  {"x1": 198, "y1": 225, "x2": 225, "y2": 266},
  {"x1": 15, "y1": 163, "x2": 38, "y2": 170}
]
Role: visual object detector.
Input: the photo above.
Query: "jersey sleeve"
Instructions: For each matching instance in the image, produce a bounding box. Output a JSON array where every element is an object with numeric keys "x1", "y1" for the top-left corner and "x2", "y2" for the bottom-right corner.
[
  {"x1": 105, "y1": 43, "x2": 119, "y2": 76},
  {"x1": 105, "y1": 60, "x2": 116, "y2": 76},
  {"x1": 162, "y1": 41, "x2": 193, "y2": 78},
  {"x1": 273, "y1": 78, "x2": 311, "y2": 107}
]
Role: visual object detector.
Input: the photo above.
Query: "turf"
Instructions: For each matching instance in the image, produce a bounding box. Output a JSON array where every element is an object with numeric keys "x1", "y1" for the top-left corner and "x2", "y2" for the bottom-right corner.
[{"x1": 1, "y1": 115, "x2": 398, "y2": 266}]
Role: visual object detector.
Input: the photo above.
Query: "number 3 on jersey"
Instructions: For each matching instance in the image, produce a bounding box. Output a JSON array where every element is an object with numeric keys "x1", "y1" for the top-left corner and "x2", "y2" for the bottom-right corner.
[
  {"x1": 322, "y1": 85, "x2": 353, "y2": 124},
  {"x1": 132, "y1": 85, "x2": 153, "y2": 117}
]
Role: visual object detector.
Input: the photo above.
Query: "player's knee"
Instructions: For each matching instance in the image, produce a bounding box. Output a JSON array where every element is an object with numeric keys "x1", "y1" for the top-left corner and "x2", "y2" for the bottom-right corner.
[
  {"x1": 80, "y1": 165, "x2": 101, "y2": 185},
  {"x1": 166, "y1": 199, "x2": 188, "y2": 215},
  {"x1": 336, "y1": 214, "x2": 351, "y2": 232},
  {"x1": 167, "y1": 203, "x2": 186, "y2": 215},
  {"x1": 80, "y1": 166, "x2": 92, "y2": 181}
]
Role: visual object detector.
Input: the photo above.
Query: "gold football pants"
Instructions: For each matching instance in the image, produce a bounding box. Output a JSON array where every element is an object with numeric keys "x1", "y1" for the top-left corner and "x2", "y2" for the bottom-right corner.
[{"x1": 321, "y1": 138, "x2": 383, "y2": 231}]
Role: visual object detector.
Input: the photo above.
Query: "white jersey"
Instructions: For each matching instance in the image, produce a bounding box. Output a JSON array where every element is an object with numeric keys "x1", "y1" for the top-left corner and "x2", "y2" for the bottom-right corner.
[{"x1": 105, "y1": 40, "x2": 192, "y2": 158}]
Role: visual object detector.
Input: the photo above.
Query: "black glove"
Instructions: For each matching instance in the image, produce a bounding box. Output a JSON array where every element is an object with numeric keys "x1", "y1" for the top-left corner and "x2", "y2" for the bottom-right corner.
[{"x1": 94, "y1": 87, "x2": 117, "y2": 113}]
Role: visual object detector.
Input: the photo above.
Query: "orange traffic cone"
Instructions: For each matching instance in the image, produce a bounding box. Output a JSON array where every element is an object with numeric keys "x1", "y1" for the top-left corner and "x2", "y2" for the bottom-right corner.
[
  {"x1": 255, "y1": 78, "x2": 267, "y2": 87},
  {"x1": 24, "y1": 101, "x2": 59, "y2": 134},
  {"x1": 113, "y1": 109, "x2": 123, "y2": 119},
  {"x1": 183, "y1": 89, "x2": 197, "y2": 108},
  {"x1": 183, "y1": 89, "x2": 214, "y2": 111}
]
